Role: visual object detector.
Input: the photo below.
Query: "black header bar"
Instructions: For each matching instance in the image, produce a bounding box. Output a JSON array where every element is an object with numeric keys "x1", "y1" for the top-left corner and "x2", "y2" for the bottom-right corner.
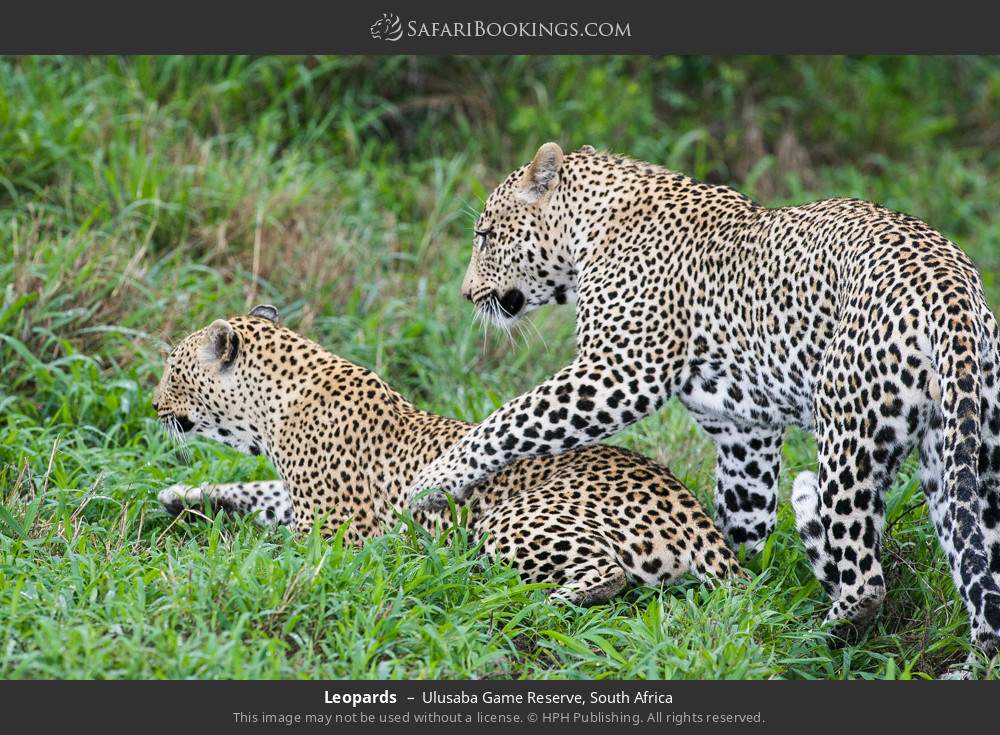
[{"x1": 3, "y1": 1, "x2": 1000, "y2": 54}]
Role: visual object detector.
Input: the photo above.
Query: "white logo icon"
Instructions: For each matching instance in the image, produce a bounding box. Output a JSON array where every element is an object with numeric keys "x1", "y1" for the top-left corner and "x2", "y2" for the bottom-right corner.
[{"x1": 370, "y1": 13, "x2": 403, "y2": 41}]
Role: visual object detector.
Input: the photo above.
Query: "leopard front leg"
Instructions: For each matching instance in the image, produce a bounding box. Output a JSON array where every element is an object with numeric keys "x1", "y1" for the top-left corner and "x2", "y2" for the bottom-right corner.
[
  {"x1": 406, "y1": 354, "x2": 676, "y2": 512},
  {"x1": 693, "y1": 413, "x2": 781, "y2": 553},
  {"x1": 158, "y1": 481, "x2": 293, "y2": 526}
]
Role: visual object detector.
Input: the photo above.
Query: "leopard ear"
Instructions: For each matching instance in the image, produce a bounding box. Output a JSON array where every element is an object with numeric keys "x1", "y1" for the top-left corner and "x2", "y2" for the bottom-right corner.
[
  {"x1": 578, "y1": 144, "x2": 596, "y2": 154},
  {"x1": 201, "y1": 319, "x2": 240, "y2": 371},
  {"x1": 248, "y1": 304, "x2": 279, "y2": 323},
  {"x1": 517, "y1": 142, "x2": 564, "y2": 205}
]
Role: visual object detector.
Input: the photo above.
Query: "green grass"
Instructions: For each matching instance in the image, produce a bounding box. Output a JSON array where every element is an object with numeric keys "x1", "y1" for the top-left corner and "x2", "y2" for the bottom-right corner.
[{"x1": 2, "y1": 55, "x2": 1000, "y2": 679}]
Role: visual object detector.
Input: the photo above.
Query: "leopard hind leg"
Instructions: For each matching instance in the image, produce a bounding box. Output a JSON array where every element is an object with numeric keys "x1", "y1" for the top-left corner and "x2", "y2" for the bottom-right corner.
[
  {"x1": 550, "y1": 562, "x2": 628, "y2": 607},
  {"x1": 791, "y1": 470, "x2": 841, "y2": 600}
]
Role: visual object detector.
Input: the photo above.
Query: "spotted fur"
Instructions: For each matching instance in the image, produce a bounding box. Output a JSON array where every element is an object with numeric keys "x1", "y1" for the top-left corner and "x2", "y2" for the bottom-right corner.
[
  {"x1": 152, "y1": 308, "x2": 742, "y2": 605},
  {"x1": 408, "y1": 142, "x2": 1000, "y2": 657}
]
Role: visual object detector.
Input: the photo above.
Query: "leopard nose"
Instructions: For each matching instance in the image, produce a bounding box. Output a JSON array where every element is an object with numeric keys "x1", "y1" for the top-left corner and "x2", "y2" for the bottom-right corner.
[{"x1": 462, "y1": 287, "x2": 473, "y2": 303}]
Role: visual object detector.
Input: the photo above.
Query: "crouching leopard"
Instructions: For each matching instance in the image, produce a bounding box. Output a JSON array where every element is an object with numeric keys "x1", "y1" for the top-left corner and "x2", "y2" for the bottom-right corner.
[
  {"x1": 152, "y1": 306, "x2": 742, "y2": 605},
  {"x1": 407, "y1": 142, "x2": 1000, "y2": 659}
]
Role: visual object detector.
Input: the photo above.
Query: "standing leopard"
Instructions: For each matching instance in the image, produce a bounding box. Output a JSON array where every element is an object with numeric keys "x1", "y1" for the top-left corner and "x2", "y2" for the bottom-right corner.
[
  {"x1": 407, "y1": 142, "x2": 1000, "y2": 659},
  {"x1": 152, "y1": 306, "x2": 742, "y2": 605}
]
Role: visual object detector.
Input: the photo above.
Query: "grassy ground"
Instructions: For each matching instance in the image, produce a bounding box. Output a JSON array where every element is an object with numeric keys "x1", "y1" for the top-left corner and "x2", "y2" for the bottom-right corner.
[{"x1": 2, "y1": 56, "x2": 1000, "y2": 679}]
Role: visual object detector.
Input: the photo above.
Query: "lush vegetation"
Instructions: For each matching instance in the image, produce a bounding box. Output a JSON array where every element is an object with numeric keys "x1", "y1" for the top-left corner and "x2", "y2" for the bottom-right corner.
[{"x1": 1, "y1": 56, "x2": 999, "y2": 679}]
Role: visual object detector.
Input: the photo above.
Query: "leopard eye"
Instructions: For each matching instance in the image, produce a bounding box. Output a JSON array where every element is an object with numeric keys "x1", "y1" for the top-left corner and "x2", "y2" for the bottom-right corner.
[{"x1": 474, "y1": 226, "x2": 495, "y2": 249}]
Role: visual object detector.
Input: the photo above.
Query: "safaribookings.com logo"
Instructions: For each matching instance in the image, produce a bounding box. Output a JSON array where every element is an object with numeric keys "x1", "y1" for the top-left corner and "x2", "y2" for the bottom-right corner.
[
  {"x1": 370, "y1": 13, "x2": 404, "y2": 41},
  {"x1": 369, "y1": 13, "x2": 631, "y2": 42}
]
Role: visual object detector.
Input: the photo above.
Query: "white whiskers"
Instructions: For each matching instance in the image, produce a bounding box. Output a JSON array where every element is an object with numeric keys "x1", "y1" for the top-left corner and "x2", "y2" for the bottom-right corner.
[
  {"x1": 160, "y1": 414, "x2": 192, "y2": 465},
  {"x1": 472, "y1": 296, "x2": 548, "y2": 355},
  {"x1": 493, "y1": 299, "x2": 518, "y2": 350},
  {"x1": 517, "y1": 314, "x2": 550, "y2": 353},
  {"x1": 472, "y1": 301, "x2": 490, "y2": 357}
]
